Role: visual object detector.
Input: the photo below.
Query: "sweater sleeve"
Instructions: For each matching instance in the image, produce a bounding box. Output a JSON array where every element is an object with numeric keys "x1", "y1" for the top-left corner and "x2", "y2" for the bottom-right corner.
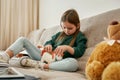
[
  {"x1": 73, "y1": 33, "x2": 87, "y2": 58},
  {"x1": 63, "y1": 32, "x2": 87, "y2": 59}
]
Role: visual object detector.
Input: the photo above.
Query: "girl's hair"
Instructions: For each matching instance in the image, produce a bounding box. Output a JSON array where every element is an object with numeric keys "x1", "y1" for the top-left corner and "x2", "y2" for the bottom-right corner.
[{"x1": 56, "y1": 9, "x2": 80, "y2": 46}]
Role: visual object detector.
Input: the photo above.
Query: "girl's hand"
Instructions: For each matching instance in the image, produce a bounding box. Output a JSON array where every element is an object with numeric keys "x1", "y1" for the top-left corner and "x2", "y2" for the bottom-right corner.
[
  {"x1": 44, "y1": 45, "x2": 53, "y2": 53},
  {"x1": 54, "y1": 45, "x2": 67, "y2": 57},
  {"x1": 37, "y1": 45, "x2": 43, "y2": 48}
]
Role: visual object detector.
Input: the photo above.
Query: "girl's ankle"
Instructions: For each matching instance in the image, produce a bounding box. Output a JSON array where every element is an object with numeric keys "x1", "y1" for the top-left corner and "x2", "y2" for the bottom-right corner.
[{"x1": 6, "y1": 50, "x2": 14, "y2": 58}]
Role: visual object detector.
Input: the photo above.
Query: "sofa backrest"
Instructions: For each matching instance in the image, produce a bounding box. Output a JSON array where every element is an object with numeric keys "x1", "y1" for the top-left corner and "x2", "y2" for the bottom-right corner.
[{"x1": 81, "y1": 8, "x2": 120, "y2": 47}]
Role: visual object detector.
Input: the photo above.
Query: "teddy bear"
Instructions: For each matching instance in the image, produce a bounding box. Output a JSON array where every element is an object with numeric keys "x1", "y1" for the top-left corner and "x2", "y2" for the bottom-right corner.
[
  {"x1": 38, "y1": 46, "x2": 63, "y2": 64},
  {"x1": 85, "y1": 21, "x2": 120, "y2": 80}
]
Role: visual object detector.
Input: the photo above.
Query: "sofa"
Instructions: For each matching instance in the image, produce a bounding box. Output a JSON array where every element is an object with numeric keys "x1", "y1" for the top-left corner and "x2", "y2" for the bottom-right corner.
[{"x1": 1, "y1": 8, "x2": 120, "y2": 80}]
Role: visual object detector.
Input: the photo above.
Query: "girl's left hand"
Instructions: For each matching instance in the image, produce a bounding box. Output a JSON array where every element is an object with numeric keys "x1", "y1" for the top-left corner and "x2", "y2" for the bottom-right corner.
[{"x1": 54, "y1": 45, "x2": 67, "y2": 56}]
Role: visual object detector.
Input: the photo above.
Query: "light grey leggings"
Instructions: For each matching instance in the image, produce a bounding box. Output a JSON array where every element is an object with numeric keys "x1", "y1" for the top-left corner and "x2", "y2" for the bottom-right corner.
[{"x1": 8, "y1": 37, "x2": 79, "y2": 72}]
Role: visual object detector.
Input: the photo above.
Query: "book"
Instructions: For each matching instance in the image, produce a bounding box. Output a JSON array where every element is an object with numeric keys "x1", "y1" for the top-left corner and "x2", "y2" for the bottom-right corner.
[
  {"x1": 0, "y1": 63, "x2": 39, "y2": 80},
  {"x1": 0, "y1": 62, "x2": 9, "y2": 68},
  {"x1": 0, "y1": 63, "x2": 24, "y2": 79}
]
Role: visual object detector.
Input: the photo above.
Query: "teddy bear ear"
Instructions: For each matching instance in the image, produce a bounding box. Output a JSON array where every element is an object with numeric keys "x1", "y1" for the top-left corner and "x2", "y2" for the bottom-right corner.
[{"x1": 110, "y1": 21, "x2": 119, "y2": 25}]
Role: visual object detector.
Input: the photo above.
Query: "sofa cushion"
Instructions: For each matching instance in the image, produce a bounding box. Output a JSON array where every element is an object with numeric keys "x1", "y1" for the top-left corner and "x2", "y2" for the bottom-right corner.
[
  {"x1": 39, "y1": 26, "x2": 62, "y2": 45},
  {"x1": 27, "y1": 28, "x2": 45, "y2": 45},
  {"x1": 14, "y1": 67, "x2": 87, "y2": 80}
]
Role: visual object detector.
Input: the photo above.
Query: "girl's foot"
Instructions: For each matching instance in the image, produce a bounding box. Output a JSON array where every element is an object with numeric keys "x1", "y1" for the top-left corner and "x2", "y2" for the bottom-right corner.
[
  {"x1": 20, "y1": 58, "x2": 45, "y2": 69},
  {"x1": 9, "y1": 56, "x2": 29, "y2": 67},
  {"x1": 0, "y1": 53, "x2": 10, "y2": 63}
]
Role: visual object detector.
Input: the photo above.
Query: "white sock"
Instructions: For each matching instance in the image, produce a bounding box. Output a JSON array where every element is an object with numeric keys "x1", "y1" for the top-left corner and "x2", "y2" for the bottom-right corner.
[
  {"x1": 20, "y1": 58, "x2": 38, "y2": 68},
  {"x1": 20, "y1": 58, "x2": 46, "y2": 69},
  {"x1": 0, "y1": 52, "x2": 10, "y2": 63},
  {"x1": 9, "y1": 56, "x2": 29, "y2": 67}
]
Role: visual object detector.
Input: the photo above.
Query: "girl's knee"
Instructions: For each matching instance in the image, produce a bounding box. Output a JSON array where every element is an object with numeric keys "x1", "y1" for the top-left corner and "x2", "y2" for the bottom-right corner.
[
  {"x1": 17, "y1": 37, "x2": 28, "y2": 42},
  {"x1": 65, "y1": 58, "x2": 79, "y2": 71},
  {"x1": 18, "y1": 37, "x2": 27, "y2": 40},
  {"x1": 67, "y1": 58, "x2": 78, "y2": 64}
]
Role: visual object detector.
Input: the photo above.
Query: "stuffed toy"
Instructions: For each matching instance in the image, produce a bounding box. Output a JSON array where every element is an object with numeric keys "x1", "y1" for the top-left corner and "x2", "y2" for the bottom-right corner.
[
  {"x1": 38, "y1": 46, "x2": 63, "y2": 64},
  {"x1": 85, "y1": 21, "x2": 120, "y2": 80}
]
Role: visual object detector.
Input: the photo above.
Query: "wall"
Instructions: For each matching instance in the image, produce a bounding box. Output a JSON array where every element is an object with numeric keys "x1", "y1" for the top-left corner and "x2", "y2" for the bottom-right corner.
[{"x1": 40, "y1": 0, "x2": 120, "y2": 28}]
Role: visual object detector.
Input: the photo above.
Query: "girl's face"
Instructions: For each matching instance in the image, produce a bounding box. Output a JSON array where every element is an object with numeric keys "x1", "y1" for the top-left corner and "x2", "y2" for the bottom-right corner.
[{"x1": 61, "y1": 21, "x2": 77, "y2": 35}]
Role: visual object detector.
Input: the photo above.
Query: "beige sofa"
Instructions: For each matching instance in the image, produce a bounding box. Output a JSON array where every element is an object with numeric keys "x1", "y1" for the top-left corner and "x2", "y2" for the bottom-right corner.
[{"x1": 1, "y1": 8, "x2": 120, "y2": 80}]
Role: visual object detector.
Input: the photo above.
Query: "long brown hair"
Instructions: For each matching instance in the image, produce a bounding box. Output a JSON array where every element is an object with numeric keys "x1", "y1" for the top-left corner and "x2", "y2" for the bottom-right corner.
[{"x1": 56, "y1": 9, "x2": 80, "y2": 46}]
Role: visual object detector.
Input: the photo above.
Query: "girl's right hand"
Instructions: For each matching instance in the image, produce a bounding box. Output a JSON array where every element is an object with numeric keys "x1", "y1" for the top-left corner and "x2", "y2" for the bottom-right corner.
[{"x1": 44, "y1": 45, "x2": 53, "y2": 53}]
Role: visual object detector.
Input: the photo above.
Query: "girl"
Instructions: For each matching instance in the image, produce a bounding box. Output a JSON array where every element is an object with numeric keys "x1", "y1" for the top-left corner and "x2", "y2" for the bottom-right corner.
[{"x1": 0, "y1": 9, "x2": 87, "y2": 72}]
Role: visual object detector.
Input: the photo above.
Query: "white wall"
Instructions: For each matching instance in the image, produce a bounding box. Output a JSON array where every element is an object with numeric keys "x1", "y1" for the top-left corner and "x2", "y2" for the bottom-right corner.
[{"x1": 40, "y1": 0, "x2": 120, "y2": 28}]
